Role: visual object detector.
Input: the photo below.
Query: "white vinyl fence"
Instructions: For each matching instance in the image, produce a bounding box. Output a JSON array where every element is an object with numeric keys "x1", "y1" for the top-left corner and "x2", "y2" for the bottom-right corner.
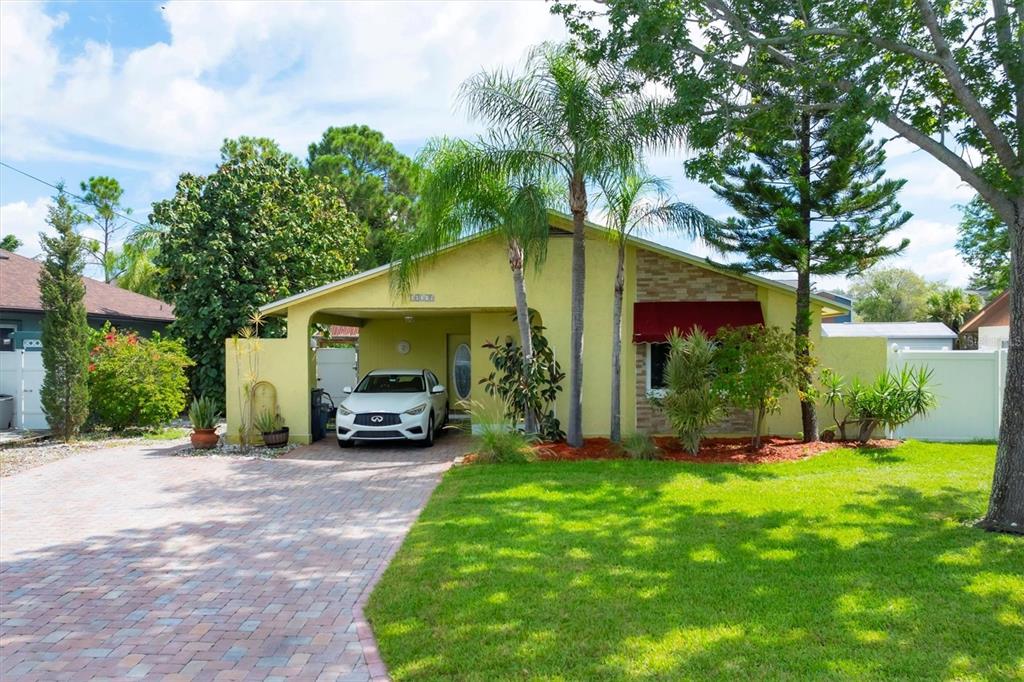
[
  {"x1": 316, "y1": 347, "x2": 358, "y2": 406},
  {"x1": 889, "y1": 347, "x2": 1007, "y2": 441},
  {"x1": 0, "y1": 350, "x2": 48, "y2": 430}
]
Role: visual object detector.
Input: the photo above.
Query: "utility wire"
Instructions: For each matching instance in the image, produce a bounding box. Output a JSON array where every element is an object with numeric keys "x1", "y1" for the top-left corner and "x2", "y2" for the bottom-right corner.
[{"x1": 0, "y1": 160, "x2": 152, "y2": 230}]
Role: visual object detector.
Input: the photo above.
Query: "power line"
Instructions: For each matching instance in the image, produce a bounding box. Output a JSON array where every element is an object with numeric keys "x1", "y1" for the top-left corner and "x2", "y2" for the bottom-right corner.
[{"x1": 0, "y1": 160, "x2": 151, "y2": 230}]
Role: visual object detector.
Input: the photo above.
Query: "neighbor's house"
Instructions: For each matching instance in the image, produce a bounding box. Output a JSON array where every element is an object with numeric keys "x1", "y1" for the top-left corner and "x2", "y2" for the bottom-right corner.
[
  {"x1": 0, "y1": 249, "x2": 175, "y2": 349},
  {"x1": 822, "y1": 321, "x2": 958, "y2": 351},
  {"x1": 777, "y1": 279, "x2": 854, "y2": 322},
  {"x1": 226, "y1": 214, "x2": 851, "y2": 444},
  {"x1": 0, "y1": 248, "x2": 175, "y2": 430},
  {"x1": 959, "y1": 290, "x2": 1009, "y2": 350}
]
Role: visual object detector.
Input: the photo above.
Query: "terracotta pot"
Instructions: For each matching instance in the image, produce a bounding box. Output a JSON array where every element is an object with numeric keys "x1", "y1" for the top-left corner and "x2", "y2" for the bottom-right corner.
[
  {"x1": 261, "y1": 427, "x2": 289, "y2": 448},
  {"x1": 190, "y1": 428, "x2": 219, "y2": 450}
]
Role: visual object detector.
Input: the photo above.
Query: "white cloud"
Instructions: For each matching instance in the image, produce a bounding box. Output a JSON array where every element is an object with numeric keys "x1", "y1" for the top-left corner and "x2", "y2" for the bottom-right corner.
[{"x1": 0, "y1": 197, "x2": 52, "y2": 256}]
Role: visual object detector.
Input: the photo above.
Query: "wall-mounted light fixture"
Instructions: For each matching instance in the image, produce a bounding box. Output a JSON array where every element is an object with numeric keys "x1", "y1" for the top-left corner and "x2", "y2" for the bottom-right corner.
[{"x1": 404, "y1": 315, "x2": 415, "y2": 324}]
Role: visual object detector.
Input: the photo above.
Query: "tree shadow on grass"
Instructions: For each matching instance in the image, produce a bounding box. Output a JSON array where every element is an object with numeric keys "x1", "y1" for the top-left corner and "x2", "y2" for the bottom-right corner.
[{"x1": 367, "y1": 457, "x2": 1024, "y2": 681}]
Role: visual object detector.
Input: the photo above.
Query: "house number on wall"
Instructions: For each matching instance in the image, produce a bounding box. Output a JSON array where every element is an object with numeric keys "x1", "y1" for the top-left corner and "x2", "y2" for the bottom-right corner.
[{"x1": 410, "y1": 293, "x2": 435, "y2": 302}]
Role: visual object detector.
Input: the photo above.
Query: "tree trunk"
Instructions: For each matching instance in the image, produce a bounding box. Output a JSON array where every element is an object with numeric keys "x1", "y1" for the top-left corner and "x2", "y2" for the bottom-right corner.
[
  {"x1": 796, "y1": 112, "x2": 819, "y2": 443},
  {"x1": 508, "y1": 240, "x2": 537, "y2": 435},
  {"x1": 567, "y1": 174, "x2": 588, "y2": 448},
  {"x1": 981, "y1": 198, "x2": 1024, "y2": 535},
  {"x1": 753, "y1": 406, "x2": 765, "y2": 450},
  {"x1": 610, "y1": 238, "x2": 626, "y2": 443}
]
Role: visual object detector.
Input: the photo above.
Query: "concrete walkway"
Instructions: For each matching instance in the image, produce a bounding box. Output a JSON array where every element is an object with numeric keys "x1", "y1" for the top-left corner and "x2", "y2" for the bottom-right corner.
[{"x1": 1, "y1": 435, "x2": 466, "y2": 681}]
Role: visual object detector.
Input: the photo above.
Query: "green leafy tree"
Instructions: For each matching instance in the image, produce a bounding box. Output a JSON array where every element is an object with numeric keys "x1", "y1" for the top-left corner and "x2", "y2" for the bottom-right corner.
[
  {"x1": 650, "y1": 328, "x2": 724, "y2": 455},
  {"x1": 393, "y1": 137, "x2": 554, "y2": 433},
  {"x1": 850, "y1": 268, "x2": 935, "y2": 322},
  {"x1": 926, "y1": 287, "x2": 983, "y2": 334},
  {"x1": 956, "y1": 196, "x2": 1010, "y2": 294},
  {"x1": 307, "y1": 125, "x2": 419, "y2": 270},
  {"x1": 460, "y1": 42, "x2": 676, "y2": 446},
  {"x1": 556, "y1": 0, "x2": 1024, "y2": 533},
  {"x1": 706, "y1": 114, "x2": 910, "y2": 442},
  {"x1": 597, "y1": 167, "x2": 717, "y2": 442},
  {"x1": 38, "y1": 189, "x2": 90, "y2": 441},
  {"x1": 715, "y1": 325, "x2": 800, "y2": 450},
  {"x1": 0, "y1": 234, "x2": 22, "y2": 252},
  {"x1": 78, "y1": 176, "x2": 131, "y2": 283},
  {"x1": 152, "y1": 137, "x2": 367, "y2": 405}
]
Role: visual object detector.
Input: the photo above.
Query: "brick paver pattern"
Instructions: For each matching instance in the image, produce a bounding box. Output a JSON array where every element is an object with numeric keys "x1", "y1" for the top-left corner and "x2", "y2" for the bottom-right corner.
[{"x1": 1, "y1": 436, "x2": 460, "y2": 681}]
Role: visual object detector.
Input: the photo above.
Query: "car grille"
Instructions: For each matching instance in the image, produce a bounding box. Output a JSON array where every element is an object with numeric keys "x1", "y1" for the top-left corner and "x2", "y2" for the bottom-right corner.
[
  {"x1": 353, "y1": 430, "x2": 403, "y2": 439},
  {"x1": 354, "y1": 413, "x2": 401, "y2": 426}
]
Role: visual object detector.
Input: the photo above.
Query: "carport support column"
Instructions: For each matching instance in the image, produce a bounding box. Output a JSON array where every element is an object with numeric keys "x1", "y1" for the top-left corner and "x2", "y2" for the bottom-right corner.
[{"x1": 290, "y1": 310, "x2": 316, "y2": 444}]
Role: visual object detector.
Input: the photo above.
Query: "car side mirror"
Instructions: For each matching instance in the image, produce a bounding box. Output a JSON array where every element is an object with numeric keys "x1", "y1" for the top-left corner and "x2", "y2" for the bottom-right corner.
[
  {"x1": 342, "y1": 386, "x2": 352, "y2": 394},
  {"x1": 431, "y1": 384, "x2": 445, "y2": 394}
]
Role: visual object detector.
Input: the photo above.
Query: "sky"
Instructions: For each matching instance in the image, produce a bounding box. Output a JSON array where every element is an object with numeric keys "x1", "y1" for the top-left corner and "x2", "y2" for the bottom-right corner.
[{"x1": 0, "y1": 0, "x2": 980, "y2": 290}]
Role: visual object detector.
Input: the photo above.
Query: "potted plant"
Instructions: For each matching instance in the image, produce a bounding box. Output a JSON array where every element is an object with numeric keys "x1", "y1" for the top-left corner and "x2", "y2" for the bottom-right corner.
[
  {"x1": 189, "y1": 395, "x2": 221, "y2": 449},
  {"x1": 255, "y1": 410, "x2": 289, "y2": 447}
]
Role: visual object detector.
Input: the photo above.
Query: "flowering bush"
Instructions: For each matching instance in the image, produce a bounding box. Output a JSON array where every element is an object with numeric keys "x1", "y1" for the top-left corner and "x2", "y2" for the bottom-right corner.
[{"x1": 88, "y1": 325, "x2": 194, "y2": 430}]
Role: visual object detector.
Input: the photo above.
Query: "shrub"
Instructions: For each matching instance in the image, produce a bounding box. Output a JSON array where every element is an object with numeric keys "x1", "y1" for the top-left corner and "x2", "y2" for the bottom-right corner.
[
  {"x1": 188, "y1": 396, "x2": 220, "y2": 430},
  {"x1": 622, "y1": 432, "x2": 661, "y2": 460},
  {"x1": 464, "y1": 400, "x2": 536, "y2": 463},
  {"x1": 254, "y1": 410, "x2": 285, "y2": 434},
  {"x1": 715, "y1": 325, "x2": 800, "y2": 450},
  {"x1": 821, "y1": 367, "x2": 937, "y2": 443},
  {"x1": 649, "y1": 327, "x2": 725, "y2": 455},
  {"x1": 480, "y1": 319, "x2": 565, "y2": 440},
  {"x1": 88, "y1": 326, "x2": 194, "y2": 430}
]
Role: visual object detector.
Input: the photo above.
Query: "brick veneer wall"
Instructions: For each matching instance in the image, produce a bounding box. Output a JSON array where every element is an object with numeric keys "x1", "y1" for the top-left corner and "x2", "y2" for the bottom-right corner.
[{"x1": 634, "y1": 248, "x2": 757, "y2": 435}]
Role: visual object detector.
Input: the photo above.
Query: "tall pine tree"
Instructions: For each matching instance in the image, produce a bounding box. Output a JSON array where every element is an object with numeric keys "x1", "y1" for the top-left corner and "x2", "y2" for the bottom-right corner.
[
  {"x1": 39, "y1": 189, "x2": 91, "y2": 441},
  {"x1": 708, "y1": 113, "x2": 910, "y2": 442}
]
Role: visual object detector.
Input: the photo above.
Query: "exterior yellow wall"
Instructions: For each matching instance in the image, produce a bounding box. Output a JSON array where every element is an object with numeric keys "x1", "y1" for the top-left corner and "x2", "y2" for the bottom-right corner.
[
  {"x1": 225, "y1": 336, "x2": 313, "y2": 444},
  {"x1": 227, "y1": 223, "x2": 867, "y2": 443},
  {"x1": 818, "y1": 336, "x2": 888, "y2": 382}
]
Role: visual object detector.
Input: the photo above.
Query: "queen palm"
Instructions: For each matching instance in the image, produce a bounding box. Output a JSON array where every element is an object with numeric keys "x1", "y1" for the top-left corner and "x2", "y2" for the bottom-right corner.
[
  {"x1": 460, "y1": 43, "x2": 676, "y2": 446},
  {"x1": 598, "y1": 168, "x2": 719, "y2": 442},
  {"x1": 392, "y1": 137, "x2": 553, "y2": 433}
]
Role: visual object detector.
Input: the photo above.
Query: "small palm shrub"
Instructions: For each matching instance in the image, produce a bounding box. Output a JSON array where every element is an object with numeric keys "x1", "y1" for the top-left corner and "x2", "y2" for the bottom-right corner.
[
  {"x1": 188, "y1": 396, "x2": 220, "y2": 430},
  {"x1": 254, "y1": 410, "x2": 285, "y2": 434},
  {"x1": 88, "y1": 325, "x2": 194, "y2": 430},
  {"x1": 821, "y1": 367, "x2": 937, "y2": 442},
  {"x1": 622, "y1": 432, "x2": 660, "y2": 460},
  {"x1": 649, "y1": 328, "x2": 725, "y2": 455},
  {"x1": 464, "y1": 400, "x2": 536, "y2": 463}
]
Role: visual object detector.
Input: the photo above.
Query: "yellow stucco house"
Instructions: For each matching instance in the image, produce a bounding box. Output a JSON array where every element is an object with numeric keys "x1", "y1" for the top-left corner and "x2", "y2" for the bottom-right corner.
[{"x1": 225, "y1": 213, "x2": 851, "y2": 444}]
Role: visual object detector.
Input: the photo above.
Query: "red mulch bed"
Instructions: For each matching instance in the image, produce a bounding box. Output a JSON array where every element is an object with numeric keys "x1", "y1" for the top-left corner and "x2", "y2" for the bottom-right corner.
[{"x1": 534, "y1": 436, "x2": 900, "y2": 464}]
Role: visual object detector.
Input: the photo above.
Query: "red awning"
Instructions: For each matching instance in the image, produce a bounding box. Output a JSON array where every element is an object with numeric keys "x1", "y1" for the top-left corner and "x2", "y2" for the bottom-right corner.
[{"x1": 632, "y1": 301, "x2": 764, "y2": 343}]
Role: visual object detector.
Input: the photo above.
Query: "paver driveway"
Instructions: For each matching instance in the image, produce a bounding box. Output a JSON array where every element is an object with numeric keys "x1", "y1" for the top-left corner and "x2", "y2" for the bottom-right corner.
[{"x1": 1, "y1": 435, "x2": 464, "y2": 681}]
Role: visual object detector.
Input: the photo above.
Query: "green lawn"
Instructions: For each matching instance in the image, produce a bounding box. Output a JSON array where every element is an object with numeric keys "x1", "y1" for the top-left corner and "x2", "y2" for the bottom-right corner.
[{"x1": 367, "y1": 442, "x2": 1023, "y2": 680}]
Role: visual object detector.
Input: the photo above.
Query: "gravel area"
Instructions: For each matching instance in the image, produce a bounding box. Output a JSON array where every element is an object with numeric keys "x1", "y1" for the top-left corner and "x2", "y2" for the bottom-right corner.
[{"x1": 175, "y1": 441, "x2": 302, "y2": 459}]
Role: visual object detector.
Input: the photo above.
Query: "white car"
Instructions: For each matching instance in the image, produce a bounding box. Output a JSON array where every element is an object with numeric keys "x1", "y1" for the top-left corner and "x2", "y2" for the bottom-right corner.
[{"x1": 336, "y1": 369, "x2": 448, "y2": 447}]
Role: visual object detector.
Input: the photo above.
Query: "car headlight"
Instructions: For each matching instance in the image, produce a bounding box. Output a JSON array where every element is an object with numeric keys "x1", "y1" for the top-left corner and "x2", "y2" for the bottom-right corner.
[
  {"x1": 337, "y1": 405, "x2": 353, "y2": 416},
  {"x1": 404, "y1": 403, "x2": 427, "y2": 415}
]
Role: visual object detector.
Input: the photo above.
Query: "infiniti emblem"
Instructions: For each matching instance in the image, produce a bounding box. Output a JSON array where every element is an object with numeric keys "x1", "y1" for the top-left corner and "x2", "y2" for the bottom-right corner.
[{"x1": 371, "y1": 415, "x2": 384, "y2": 423}]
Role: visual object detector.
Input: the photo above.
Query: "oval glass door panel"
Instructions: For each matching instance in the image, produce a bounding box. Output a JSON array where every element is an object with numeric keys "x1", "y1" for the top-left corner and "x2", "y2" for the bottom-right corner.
[{"x1": 453, "y1": 343, "x2": 472, "y2": 401}]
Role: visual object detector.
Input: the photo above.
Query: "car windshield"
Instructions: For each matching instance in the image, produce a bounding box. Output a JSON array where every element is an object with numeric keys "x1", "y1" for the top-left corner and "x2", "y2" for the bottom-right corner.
[{"x1": 355, "y1": 374, "x2": 424, "y2": 393}]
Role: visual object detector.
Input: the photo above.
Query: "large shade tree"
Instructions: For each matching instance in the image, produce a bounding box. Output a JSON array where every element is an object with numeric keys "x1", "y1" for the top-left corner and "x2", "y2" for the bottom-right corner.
[
  {"x1": 459, "y1": 42, "x2": 677, "y2": 446},
  {"x1": 957, "y1": 196, "x2": 1010, "y2": 294},
  {"x1": 557, "y1": 0, "x2": 1024, "y2": 531},
  {"x1": 307, "y1": 125, "x2": 419, "y2": 270},
  {"x1": 153, "y1": 137, "x2": 366, "y2": 405},
  {"x1": 597, "y1": 168, "x2": 717, "y2": 442},
  {"x1": 705, "y1": 113, "x2": 910, "y2": 442},
  {"x1": 393, "y1": 138, "x2": 553, "y2": 433}
]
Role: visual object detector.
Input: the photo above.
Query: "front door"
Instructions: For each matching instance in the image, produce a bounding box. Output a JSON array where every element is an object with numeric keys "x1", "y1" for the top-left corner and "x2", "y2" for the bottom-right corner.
[{"x1": 446, "y1": 334, "x2": 472, "y2": 410}]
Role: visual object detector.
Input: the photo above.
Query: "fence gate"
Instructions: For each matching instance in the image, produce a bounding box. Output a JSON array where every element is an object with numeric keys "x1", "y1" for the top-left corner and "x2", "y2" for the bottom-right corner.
[
  {"x1": 890, "y1": 348, "x2": 1006, "y2": 441},
  {"x1": 0, "y1": 350, "x2": 48, "y2": 430},
  {"x1": 316, "y1": 347, "x2": 358, "y2": 406}
]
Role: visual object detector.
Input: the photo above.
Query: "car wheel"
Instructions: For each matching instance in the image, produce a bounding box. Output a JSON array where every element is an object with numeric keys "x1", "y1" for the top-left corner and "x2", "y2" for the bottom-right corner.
[
  {"x1": 419, "y1": 414, "x2": 435, "y2": 448},
  {"x1": 338, "y1": 438, "x2": 352, "y2": 448}
]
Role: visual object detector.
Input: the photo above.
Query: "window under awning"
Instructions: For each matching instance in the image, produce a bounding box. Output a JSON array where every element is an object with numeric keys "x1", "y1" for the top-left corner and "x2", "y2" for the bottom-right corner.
[{"x1": 632, "y1": 301, "x2": 765, "y2": 343}]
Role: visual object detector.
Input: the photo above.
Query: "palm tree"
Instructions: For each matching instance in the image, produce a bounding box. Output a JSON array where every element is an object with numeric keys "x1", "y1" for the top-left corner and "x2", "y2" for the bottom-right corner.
[
  {"x1": 392, "y1": 138, "x2": 554, "y2": 432},
  {"x1": 598, "y1": 168, "x2": 719, "y2": 442},
  {"x1": 459, "y1": 43, "x2": 676, "y2": 446}
]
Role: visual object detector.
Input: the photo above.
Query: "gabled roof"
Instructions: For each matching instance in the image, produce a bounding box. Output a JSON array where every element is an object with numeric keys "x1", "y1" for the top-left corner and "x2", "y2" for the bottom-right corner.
[
  {"x1": 0, "y1": 249, "x2": 175, "y2": 322},
  {"x1": 822, "y1": 322, "x2": 957, "y2": 339},
  {"x1": 260, "y1": 211, "x2": 849, "y2": 315},
  {"x1": 960, "y1": 290, "x2": 1010, "y2": 333}
]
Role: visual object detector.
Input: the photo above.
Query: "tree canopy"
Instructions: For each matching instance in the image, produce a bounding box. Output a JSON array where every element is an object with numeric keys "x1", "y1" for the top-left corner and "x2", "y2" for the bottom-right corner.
[
  {"x1": 850, "y1": 267, "x2": 935, "y2": 322},
  {"x1": 153, "y1": 136, "x2": 367, "y2": 405},
  {"x1": 307, "y1": 125, "x2": 419, "y2": 270},
  {"x1": 956, "y1": 196, "x2": 1010, "y2": 294}
]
